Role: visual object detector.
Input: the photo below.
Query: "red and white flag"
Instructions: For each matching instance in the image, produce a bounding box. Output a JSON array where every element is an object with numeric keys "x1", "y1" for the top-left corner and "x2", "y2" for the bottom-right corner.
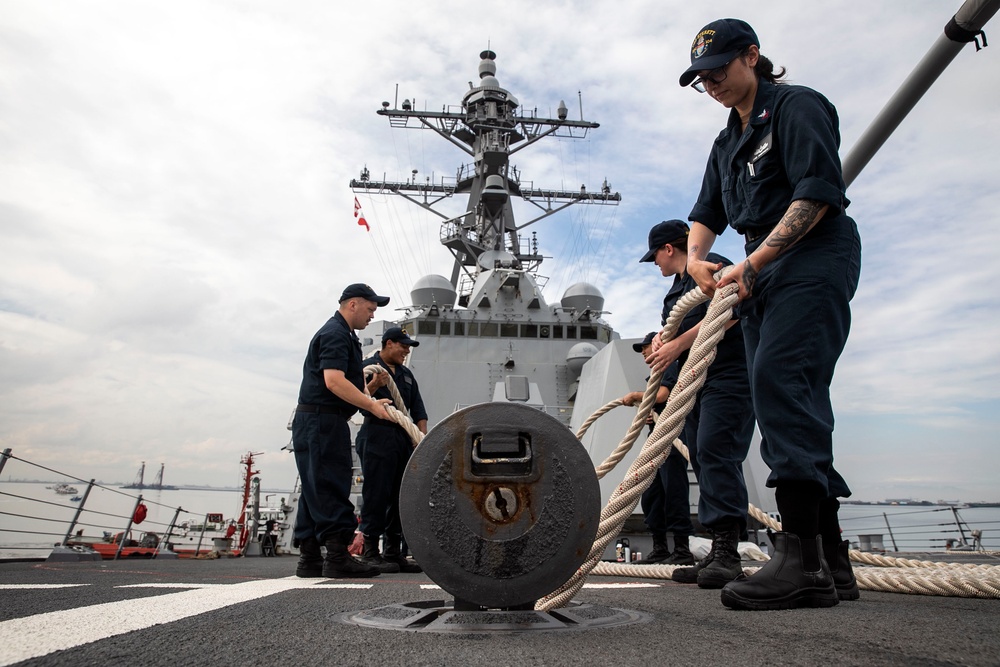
[{"x1": 354, "y1": 197, "x2": 370, "y2": 232}]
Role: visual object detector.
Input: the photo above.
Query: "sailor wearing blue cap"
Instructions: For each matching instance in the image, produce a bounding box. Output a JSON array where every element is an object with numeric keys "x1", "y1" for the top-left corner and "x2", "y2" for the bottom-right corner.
[
  {"x1": 357, "y1": 326, "x2": 428, "y2": 574},
  {"x1": 290, "y1": 283, "x2": 392, "y2": 579},
  {"x1": 680, "y1": 18, "x2": 862, "y2": 610},
  {"x1": 641, "y1": 219, "x2": 755, "y2": 589}
]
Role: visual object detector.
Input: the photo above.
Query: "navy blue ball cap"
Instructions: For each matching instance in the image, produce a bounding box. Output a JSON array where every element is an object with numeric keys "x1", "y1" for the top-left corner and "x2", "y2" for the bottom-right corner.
[
  {"x1": 632, "y1": 331, "x2": 658, "y2": 353},
  {"x1": 639, "y1": 219, "x2": 690, "y2": 263},
  {"x1": 339, "y1": 283, "x2": 390, "y2": 307},
  {"x1": 679, "y1": 18, "x2": 759, "y2": 87},
  {"x1": 382, "y1": 326, "x2": 419, "y2": 347}
]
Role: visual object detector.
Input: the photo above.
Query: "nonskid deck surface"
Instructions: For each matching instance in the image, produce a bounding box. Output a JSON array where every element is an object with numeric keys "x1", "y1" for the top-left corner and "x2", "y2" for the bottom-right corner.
[{"x1": 1, "y1": 556, "x2": 999, "y2": 667}]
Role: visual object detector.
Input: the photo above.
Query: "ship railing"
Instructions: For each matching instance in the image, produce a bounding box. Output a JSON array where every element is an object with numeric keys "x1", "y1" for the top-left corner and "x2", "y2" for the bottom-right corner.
[
  {"x1": 0, "y1": 447, "x2": 253, "y2": 561},
  {"x1": 837, "y1": 503, "x2": 999, "y2": 553}
]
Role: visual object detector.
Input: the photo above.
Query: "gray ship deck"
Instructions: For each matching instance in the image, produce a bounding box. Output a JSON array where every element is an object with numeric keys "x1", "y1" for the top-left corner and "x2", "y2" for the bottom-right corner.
[{"x1": 2, "y1": 555, "x2": 998, "y2": 666}]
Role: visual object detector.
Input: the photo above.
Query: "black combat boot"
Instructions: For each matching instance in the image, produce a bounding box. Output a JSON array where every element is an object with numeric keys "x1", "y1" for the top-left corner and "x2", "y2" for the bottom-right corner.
[
  {"x1": 295, "y1": 537, "x2": 323, "y2": 578},
  {"x1": 825, "y1": 538, "x2": 860, "y2": 601},
  {"x1": 720, "y1": 532, "x2": 838, "y2": 610},
  {"x1": 818, "y1": 496, "x2": 860, "y2": 601},
  {"x1": 662, "y1": 534, "x2": 695, "y2": 565},
  {"x1": 322, "y1": 534, "x2": 380, "y2": 578},
  {"x1": 696, "y1": 525, "x2": 743, "y2": 588},
  {"x1": 672, "y1": 539, "x2": 714, "y2": 584},
  {"x1": 383, "y1": 534, "x2": 422, "y2": 573},
  {"x1": 359, "y1": 535, "x2": 400, "y2": 574},
  {"x1": 636, "y1": 533, "x2": 671, "y2": 564}
]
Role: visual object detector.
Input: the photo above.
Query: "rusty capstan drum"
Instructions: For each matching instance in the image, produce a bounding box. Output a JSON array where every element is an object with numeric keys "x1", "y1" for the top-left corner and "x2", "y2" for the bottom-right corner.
[{"x1": 399, "y1": 402, "x2": 601, "y2": 609}]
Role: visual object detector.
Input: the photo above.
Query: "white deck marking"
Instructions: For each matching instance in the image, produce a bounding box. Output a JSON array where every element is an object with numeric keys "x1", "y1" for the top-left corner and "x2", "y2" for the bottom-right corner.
[
  {"x1": 116, "y1": 583, "x2": 230, "y2": 589},
  {"x1": 420, "y1": 584, "x2": 442, "y2": 589},
  {"x1": 0, "y1": 576, "x2": 328, "y2": 666},
  {"x1": 0, "y1": 585, "x2": 90, "y2": 589}
]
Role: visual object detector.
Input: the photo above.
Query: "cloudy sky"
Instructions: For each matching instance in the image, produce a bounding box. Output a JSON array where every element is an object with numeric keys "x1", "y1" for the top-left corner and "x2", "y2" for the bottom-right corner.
[{"x1": 2, "y1": 0, "x2": 998, "y2": 503}]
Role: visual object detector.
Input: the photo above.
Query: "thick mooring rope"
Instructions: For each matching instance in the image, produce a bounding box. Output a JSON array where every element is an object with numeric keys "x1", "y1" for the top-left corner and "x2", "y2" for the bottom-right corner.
[
  {"x1": 362, "y1": 365, "x2": 424, "y2": 447},
  {"x1": 536, "y1": 282, "x2": 740, "y2": 611},
  {"x1": 564, "y1": 327, "x2": 1000, "y2": 603}
]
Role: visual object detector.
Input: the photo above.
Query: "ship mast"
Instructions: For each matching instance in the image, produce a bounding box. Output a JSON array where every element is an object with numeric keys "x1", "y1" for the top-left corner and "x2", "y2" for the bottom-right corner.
[{"x1": 350, "y1": 50, "x2": 620, "y2": 304}]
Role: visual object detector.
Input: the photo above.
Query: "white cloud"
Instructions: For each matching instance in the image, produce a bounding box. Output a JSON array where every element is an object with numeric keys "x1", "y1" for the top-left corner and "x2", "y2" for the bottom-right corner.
[{"x1": 1, "y1": 0, "x2": 998, "y2": 501}]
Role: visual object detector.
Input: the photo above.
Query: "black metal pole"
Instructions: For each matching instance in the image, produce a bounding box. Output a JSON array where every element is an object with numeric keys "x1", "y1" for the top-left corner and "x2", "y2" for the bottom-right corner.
[
  {"x1": 883, "y1": 512, "x2": 899, "y2": 551},
  {"x1": 0, "y1": 448, "x2": 11, "y2": 477},
  {"x1": 843, "y1": 0, "x2": 1000, "y2": 186},
  {"x1": 62, "y1": 479, "x2": 96, "y2": 545},
  {"x1": 115, "y1": 494, "x2": 143, "y2": 560}
]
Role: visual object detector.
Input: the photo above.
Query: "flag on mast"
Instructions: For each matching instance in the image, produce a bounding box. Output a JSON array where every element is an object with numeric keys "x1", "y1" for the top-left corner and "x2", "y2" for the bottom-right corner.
[{"x1": 354, "y1": 197, "x2": 370, "y2": 232}]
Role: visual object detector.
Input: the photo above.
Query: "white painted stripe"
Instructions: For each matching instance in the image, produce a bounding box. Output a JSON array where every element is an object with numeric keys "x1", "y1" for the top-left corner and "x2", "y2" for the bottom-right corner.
[
  {"x1": 312, "y1": 583, "x2": 373, "y2": 589},
  {"x1": 116, "y1": 583, "x2": 228, "y2": 589},
  {"x1": 0, "y1": 576, "x2": 326, "y2": 666},
  {"x1": 0, "y1": 584, "x2": 90, "y2": 590},
  {"x1": 420, "y1": 584, "x2": 442, "y2": 589}
]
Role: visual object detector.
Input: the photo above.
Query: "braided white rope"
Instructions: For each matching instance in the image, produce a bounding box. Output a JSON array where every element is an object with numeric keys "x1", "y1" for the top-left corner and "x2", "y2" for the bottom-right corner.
[
  {"x1": 574, "y1": 369, "x2": 1000, "y2": 601},
  {"x1": 537, "y1": 282, "x2": 739, "y2": 611},
  {"x1": 583, "y1": 286, "x2": 709, "y2": 481},
  {"x1": 362, "y1": 365, "x2": 423, "y2": 447}
]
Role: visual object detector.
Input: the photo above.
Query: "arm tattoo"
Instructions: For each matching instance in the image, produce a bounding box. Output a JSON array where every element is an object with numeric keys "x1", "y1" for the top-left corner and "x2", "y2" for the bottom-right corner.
[
  {"x1": 689, "y1": 243, "x2": 702, "y2": 260},
  {"x1": 743, "y1": 257, "x2": 758, "y2": 293},
  {"x1": 766, "y1": 199, "x2": 825, "y2": 255}
]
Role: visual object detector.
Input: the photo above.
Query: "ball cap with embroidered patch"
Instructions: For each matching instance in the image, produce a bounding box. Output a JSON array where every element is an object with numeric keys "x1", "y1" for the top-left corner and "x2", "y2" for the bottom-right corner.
[
  {"x1": 632, "y1": 331, "x2": 658, "y2": 353},
  {"x1": 382, "y1": 326, "x2": 420, "y2": 347},
  {"x1": 639, "y1": 219, "x2": 690, "y2": 263},
  {"x1": 339, "y1": 283, "x2": 390, "y2": 306},
  {"x1": 679, "y1": 18, "x2": 759, "y2": 87}
]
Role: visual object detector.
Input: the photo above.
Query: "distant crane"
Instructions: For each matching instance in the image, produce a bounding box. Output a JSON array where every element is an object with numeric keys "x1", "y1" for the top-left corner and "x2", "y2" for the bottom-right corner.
[{"x1": 123, "y1": 461, "x2": 176, "y2": 490}]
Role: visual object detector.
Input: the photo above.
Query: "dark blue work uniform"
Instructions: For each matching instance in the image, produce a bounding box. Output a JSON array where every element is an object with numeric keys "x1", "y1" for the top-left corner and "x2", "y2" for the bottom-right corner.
[
  {"x1": 689, "y1": 80, "x2": 861, "y2": 499},
  {"x1": 292, "y1": 311, "x2": 365, "y2": 544},
  {"x1": 640, "y1": 361, "x2": 695, "y2": 538},
  {"x1": 663, "y1": 256, "x2": 755, "y2": 532},
  {"x1": 358, "y1": 353, "x2": 428, "y2": 542}
]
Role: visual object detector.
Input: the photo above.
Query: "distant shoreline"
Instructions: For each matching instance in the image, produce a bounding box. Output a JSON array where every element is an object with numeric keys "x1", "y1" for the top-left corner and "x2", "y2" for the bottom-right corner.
[
  {"x1": 841, "y1": 500, "x2": 1000, "y2": 507},
  {"x1": 2, "y1": 479, "x2": 291, "y2": 494}
]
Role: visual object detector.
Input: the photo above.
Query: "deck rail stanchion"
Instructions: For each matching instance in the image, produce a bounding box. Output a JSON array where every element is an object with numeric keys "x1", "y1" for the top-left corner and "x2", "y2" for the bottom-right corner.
[
  {"x1": 883, "y1": 512, "x2": 899, "y2": 551},
  {"x1": 115, "y1": 494, "x2": 144, "y2": 561},
  {"x1": 155, "y1": 506, "x2": 183, "y2": 559},
  {"x1": 195, "y1": 513, "x2": 210, "y2": 557},
  {"x1": 0, "y1": 448, "x2": 12, "y2": 477},
  {"x1": 61, "y1": 479, "x2": 96, "y2": 546},
  {"x1": 951, "y1": 506, "x2": 970, "y2": 545}
]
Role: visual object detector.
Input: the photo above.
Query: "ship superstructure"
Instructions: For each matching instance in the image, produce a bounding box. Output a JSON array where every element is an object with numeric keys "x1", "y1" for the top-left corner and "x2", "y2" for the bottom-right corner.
[{"x1": 351, "y1": 50, "x2": 623, "y2": 428}]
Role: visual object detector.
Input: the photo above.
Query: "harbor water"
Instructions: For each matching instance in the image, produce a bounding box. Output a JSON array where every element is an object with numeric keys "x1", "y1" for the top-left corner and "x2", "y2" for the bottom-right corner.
[
  {"x1": 0, "y1": 480, "x2": 295, "y2": 559},
  {"x1": 2, "y1": 480, "x2": 997, "y2": 559}
]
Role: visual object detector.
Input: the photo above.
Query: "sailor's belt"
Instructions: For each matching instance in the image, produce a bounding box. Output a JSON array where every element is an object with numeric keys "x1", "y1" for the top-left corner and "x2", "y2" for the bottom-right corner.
[
  {"x1": 296, "y1": 403, "x2": 353, "y2": 418},
  {"x1": 744, "y1": 226, "x2": 774, "y2": 242}
]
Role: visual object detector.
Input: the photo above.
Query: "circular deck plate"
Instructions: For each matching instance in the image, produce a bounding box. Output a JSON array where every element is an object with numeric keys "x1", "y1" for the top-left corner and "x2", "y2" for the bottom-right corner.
[{"x1": 342, "y1": 600, "x2": 650, "y2": 634}]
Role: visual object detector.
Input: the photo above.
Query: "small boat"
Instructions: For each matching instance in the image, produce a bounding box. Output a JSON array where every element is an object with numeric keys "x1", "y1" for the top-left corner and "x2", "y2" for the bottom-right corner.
[
  {"x1": 69, "y1": 496, "x2": 82, "y2": 502},
  {"x1": 53, "y1": 483, "x2": 78, "y2": 495}
]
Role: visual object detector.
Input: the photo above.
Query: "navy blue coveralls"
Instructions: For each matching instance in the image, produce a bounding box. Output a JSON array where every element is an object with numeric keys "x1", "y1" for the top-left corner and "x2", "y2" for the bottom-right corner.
[
  {"x1": 358, "y1": 353, "x2": 428, "y2": 542},
  {"x1": 664, "y1": 256, "x2": 755, "y2": 533},
  {"x1": 689, "y1": 79, "x2": 862, "y2": 499},
  {"x1": 292, "y1": 311, "x2": 365, "y2": 544},
  {"x1": 640, "y1": 362, "x2": 694, "y2": 539}
]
